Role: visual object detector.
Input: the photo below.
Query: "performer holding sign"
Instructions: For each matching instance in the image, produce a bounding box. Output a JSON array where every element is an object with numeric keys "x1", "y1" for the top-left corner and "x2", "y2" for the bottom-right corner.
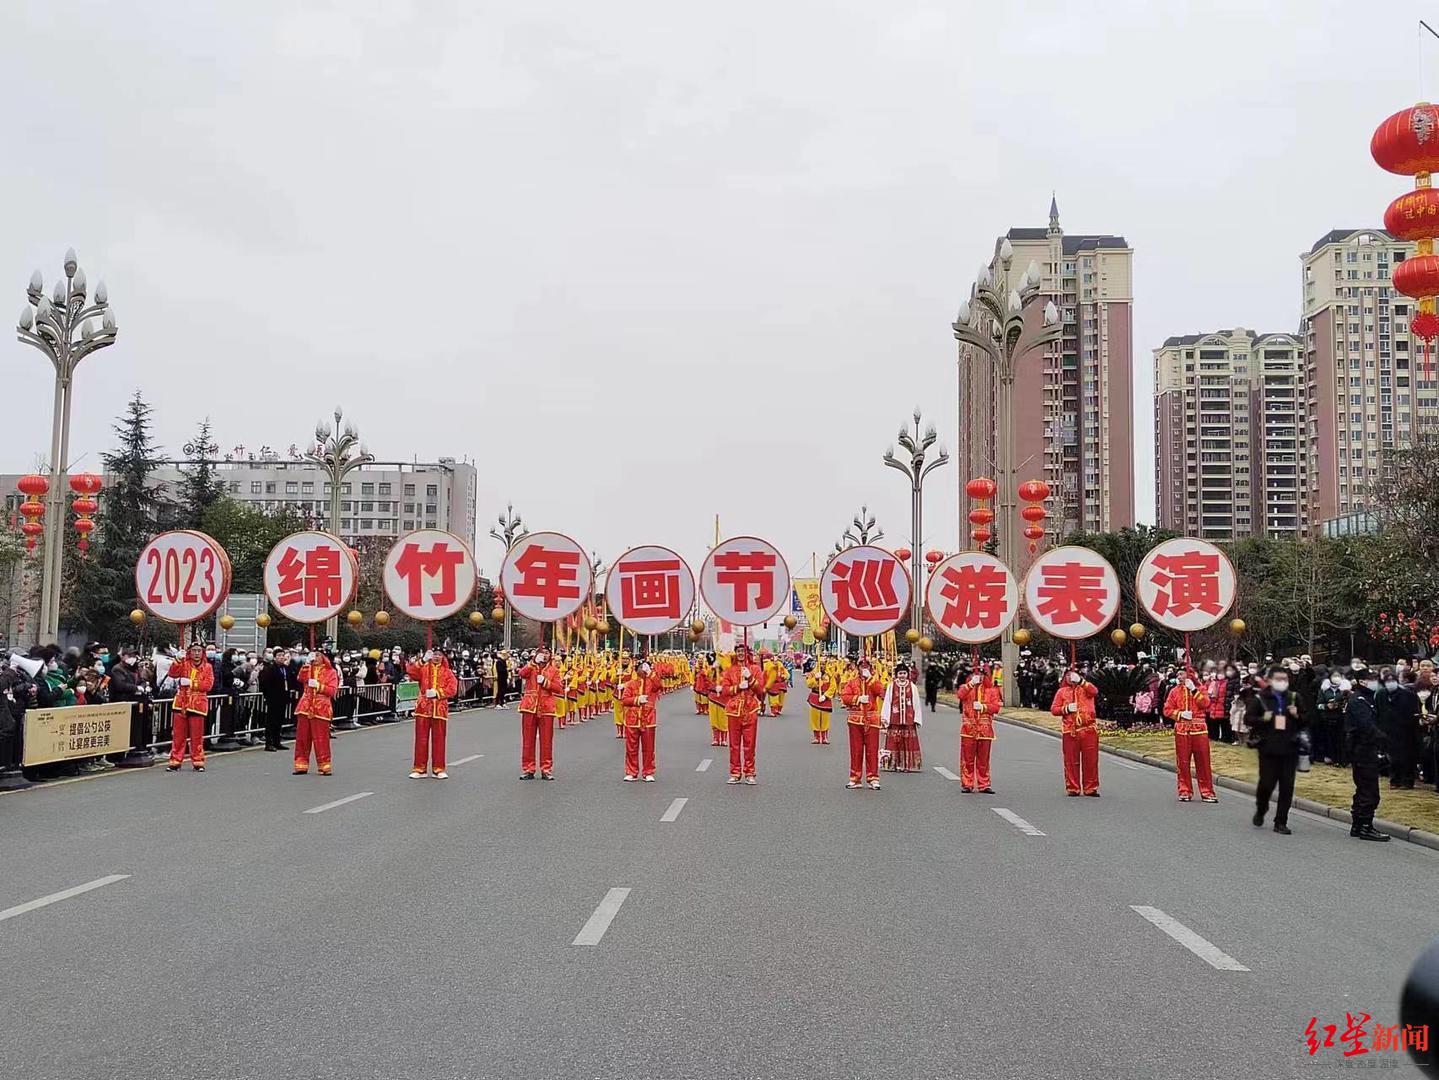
[
  {"x1": 721, "y1": 644, "x2": 767, "y2": 784},
  {"x1": 408, "y1": 650, "x2": 458, "y2": 779},
  {"x1": 517, "y1": 647, "x2": 561, "y2": 780},
  {"x1": 956, "y1": 667, "x2": 1000, "y2": 792},
  {"x1": 294, "y1": 646, "x2": 340, "y2": 776},
  {"x1": 619, "y1": 657, "x2": 663, "y2": 782},
  {"x1": 1051, "y1": 667, "x2": 1100, "y2": 797},
  {"x1": 167, "y1": 641, "x2": 215, "y2": 772},
  {"x1": 840, "y1": 657, "x2": 886, "y2": 789}
]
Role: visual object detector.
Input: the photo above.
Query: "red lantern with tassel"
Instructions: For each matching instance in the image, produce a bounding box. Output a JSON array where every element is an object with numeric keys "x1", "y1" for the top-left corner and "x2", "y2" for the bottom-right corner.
[
  {"x1": 967, "y1": 507, "x2": 994, "y2": 526},
  {"x1": 965, "y1": 477, "x2": 997, "y2": 501},
  {"x1": 1373, "y1": 103, "x2": 1439, "y2": 386},
  {"x1": 17, "y1": 474, "x2": 49, "y2": 499},
  {"x1": 73, "y1": 516, "x2": 95, "y2": 554},
  {"x1": 68, "y1": 472, "x2": 102, "y2": 496},
  {"x1": 924, "y1": 549, "x2": 944, "y2": 565},
  {"x1": 971, "y1": 526, "x2": 992, "y2": 546},
  {"x1": 1018, "y1": 477, "x2": 1049, "y2": 554},
  {"x1": 894, "y1": 547, "x2": 912, "y2": 562}
]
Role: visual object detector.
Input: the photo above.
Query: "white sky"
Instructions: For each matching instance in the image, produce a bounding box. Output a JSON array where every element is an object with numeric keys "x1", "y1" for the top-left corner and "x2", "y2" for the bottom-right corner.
[{"x1": 3, "y1": 0, "x2": 1429, "y2": 578}]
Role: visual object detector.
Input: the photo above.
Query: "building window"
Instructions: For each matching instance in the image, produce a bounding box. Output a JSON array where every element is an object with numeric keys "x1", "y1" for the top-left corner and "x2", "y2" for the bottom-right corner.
[
  {"x1": 360, "y1": 483, "x2": 374, "y2": 495},
  {"x1": 285, "y1": 481, "x2": 298, "y2": 494},
  {"x1": 251, "y1": 481, "x2": 262, "y2": 494},
  {"x1": 342, "y1": 483, "x2": 351, "y2": 494},
  {"x1": 342, "y1": 501, "x2": 353, "y2": 512},
  {"x1": 265, "y1": 482, "x2": 276, "y2": 494},
  {"x1": 404, "y1": 502, "x2": 415, "y2": 513},
  {"x1": 301, "y1": 481, "x2": 314, "y2": 493},
  {"x1": 404, "y1": 484, "x2": 416, "y2": 496},
  {"x1": 342, "y1": 518, "x2": 354, "y2": 530},
  {"x1": 425, "y1": 503, "x2": 437, "y2": 515},
  {"x1": 426, "y1": 484, "x2": 438, "y2": 498},
  {"x1": 360, "y1": 519, "x2": 373, "y2": 530},
  {"x1": 378, "y1": 483, "x2": 392, "y2": 495},
  {"x1": 360, "y1": 501, "x2": 374, "y2": 512},
  {"x1": 403, "y1": 520, "x2": 414, "y2": 530}
]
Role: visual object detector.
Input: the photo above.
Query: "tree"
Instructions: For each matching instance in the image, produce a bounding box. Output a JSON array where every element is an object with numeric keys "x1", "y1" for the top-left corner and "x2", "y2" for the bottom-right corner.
[
  {"x1": 65, "y1": 392, "x2": 168, "y2": 646},
  {"x1": 177, "y1": 418, "x2": 225, "y2": 528},
  {"x1": 199, "y1": 498, "x2": 310, "y2": 595}
]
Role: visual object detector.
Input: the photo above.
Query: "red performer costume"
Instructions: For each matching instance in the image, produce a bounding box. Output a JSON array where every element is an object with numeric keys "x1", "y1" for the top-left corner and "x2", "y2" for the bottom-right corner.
[
  {"x1": 1051, "y1": 670, "x2": 1100, "y2": 796},
  {"x1": 840, "y1": 661, "x2": 886, "y2": 789},
  {"x1": 408, "y1": 651, "x2": 459, "y2": 778},
  {"x1": 956, "y1": 668, "x2": 1001, "y2": 793},
  {"x1": 620, "y1": 660, "x2": 663, "y2": 781},
  {"x1": 294, "y1": 651, "x2": 340, "y2": 775},
  {"x1": 720, "y1": 645, "x2": 766, "y2": 784},
  {"x1": 517, "y1": 648, "x2": 560, "y2": 780},
  {"x1": 1164, "y1": 671, "x2": 1216, "y2": 802},
  {"x1": 167, "y1": 643, "x2": 215, "y2": 771}
]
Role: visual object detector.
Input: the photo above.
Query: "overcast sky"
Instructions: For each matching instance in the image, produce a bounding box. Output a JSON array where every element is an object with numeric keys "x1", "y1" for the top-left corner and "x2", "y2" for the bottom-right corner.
[{"x1": 3, "y1": 0, "x2": 1427, "y2": 579}]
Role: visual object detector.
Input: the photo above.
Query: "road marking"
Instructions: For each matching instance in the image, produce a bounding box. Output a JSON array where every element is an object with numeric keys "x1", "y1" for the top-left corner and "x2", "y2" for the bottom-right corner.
[
  {"x1": 0, "y1": 874, "x2": 130, "y2": 923},
  {"x1": 304, "y1": 792, "x2": 374, "y2": 814},
  {"x1": 1130, "y1": 906, "x2": 1250, "y2": 971},
  {"x1": 933, "y1": 766, "x2": 960, "y2": 781},
  {"x1": 660, "y1": 797, "x2": 688, "y2": 822},
  {"x1": 696, "y1": 758, "x2": 712, "y2": 772},
  {"x1": 572, "y1": 887, "x2": 631, "y2": 946},
  {"x1": 992, "y1": 808, "x2": 1045, "y2": 836},
  {"x1": 450, "y1": 754, "x2": 483, "y2": 766}
]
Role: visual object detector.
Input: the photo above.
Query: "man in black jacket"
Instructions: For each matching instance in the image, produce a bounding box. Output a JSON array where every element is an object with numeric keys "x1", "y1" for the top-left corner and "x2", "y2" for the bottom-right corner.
[
  {"x1": 1377, "y1": 667, "x2": 1421, "y2": 789},
  {"x1": 1248, "y1": 665, "x2": 1306, "y2": 834},
  {"x1": 1346, "y1": 672, "x2": 1391, "y2": 841},
  {"x1": 257, "y1": 649, "x2": 295, "y2": 751},
  {"x1": 494, "y1": 651, "x2": 510, "y2": 707}
]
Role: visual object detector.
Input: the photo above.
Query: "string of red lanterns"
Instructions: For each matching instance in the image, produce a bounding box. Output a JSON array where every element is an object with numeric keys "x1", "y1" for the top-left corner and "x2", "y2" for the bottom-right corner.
[
  {"x1": 68, "y1": 472, "x2": 102, "y2": 555},
  {"x1": 16, "y1": 474, "x2": 47, "y2": 554},
  {"x1": 1373, "y1": 102, "x2": 1439, "y2": 385},
  {"x1": 1017, "y1": 478, "x2": 1050, "y2": 554},
  {"x1": 965, "y1": 476, "x2": 996, "y2": 549}
]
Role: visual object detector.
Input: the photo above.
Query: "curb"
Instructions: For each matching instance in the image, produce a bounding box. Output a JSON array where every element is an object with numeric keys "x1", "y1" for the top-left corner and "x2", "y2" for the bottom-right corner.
[{"x1": 993, "y1": 711, "x2": 1437, "y2": 852}]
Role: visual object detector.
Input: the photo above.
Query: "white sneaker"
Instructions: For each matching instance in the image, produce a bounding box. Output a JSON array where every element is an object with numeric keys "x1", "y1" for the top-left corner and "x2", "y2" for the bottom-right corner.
[
  {"x1": 743, "y1": 776, "x2": 757, "y2": 786},
  {"x1": 868, "y1": 779, "x2": 881, "y2": 790},
  {"x1": 726, "y1": 776, "x2": 742, "y2": 784},
  {"x1": 409, "y1": 771, "x2": 424, "y2": 779},
  {"x1": 623, "y1": 774, "x2": 636, "y2": 782},
  {"x1": 433, "y1": 771, "x2": 448, "y2": 780},
  {"x1": 642, "y1": 775, "x2": 655, "y2": 782},
  {"x1": 845, "y1": 780, "x2": 860, "y2": 789}
]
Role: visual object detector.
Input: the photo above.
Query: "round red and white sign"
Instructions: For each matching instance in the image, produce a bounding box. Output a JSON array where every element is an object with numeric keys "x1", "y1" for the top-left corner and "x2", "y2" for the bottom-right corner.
[
  {"x1": 604, "y1": 544, "x2": 695, "y2": 635},
  {"x1": 382, "y1": 529, "x2": 477, "y2": 621},
  {"x1": 699, "y1": 535, "x2": 791, "y2": 628},
  {"x1": 1022, "y1": 545, "x2": 1121, "y2": 641},
  {"x1": 263, "y1": 531, "x2": 358, "y2": 625},
  {"x1": 1136, "y1": 537, "x2": 1237, "y2": 632},
  {"x1": 820, "y1": 546, "x2": 910, "y2": 637},
  {"x1": 134, "y1": 530, "x2": 232, "y2": 625},
  {"x1": 924, "y1": 551, "x2": 1018, "y2": 644},
  {"x1": 499, "y1": 531, "x2": 592, "y2": 623}
]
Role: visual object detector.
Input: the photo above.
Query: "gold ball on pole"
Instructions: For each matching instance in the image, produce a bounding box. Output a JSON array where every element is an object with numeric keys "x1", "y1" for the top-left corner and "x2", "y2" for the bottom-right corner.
[
  {"x1": 690, "y1": 618, "x2": 705, "y2": 634},
  {"x1": 1109, "y1": 628, "x2": 1128, "y2": 647},
  {"x1": 813, "y1": 624, "x2": 829, "y2": 641},
  {"x1": 491, "y1": 607, "x2": 505, "y2": 623},
  {"x1": 129, "y1": 609, "x2": 146, "y2": 626},
  {"x1": 346, "y1": 610, "x2": 363, "y2": 626},
  {"x1": 368, "y1": 649, "x2": 382, "y2": 660},
  {"x1": 783, "y1": 614, "x2": 797, "y2": 630},
  {"x1": 1229, "y1": 618, "x2": 1247, "y2": 636},
  {"x1": 373, "y1": 611, "x2": 390, "y2": 626},
  {"x1": 584, "y1": 616, "x2": 597, "y2": 632},
  {"x1": 1012, "y1": 628, "x2": 1031, "y2": 647},
  {"x1": 917, "y1": 636, "x2": 934, "y2": 653},
  {"x1": 596, "y1": 619, "x2": 610, "y2": 633},
  {"x1": 469, "y1": 611, "x2": 484, "y2": 628},
  {"x1": 1129, "y1": 623, "x2": 1147, "y2": 640},
  {"x1": 218, "y1": 614, "x2": 235, "y2": 631},
  {"x1": 904, "y1": 628, "x2": 920, "y2": 644},
  {"x1": 255, "y1": 612, "x2": 272, "y2": 629}
]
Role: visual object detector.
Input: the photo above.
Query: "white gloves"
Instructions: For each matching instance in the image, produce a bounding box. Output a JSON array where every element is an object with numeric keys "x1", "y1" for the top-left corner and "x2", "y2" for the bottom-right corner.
[
  {"x1": 1180, "y1": 710, "x2": 1192, "y2": 721},
  {"x1": 638, "y1": 695, "x2": 648, "y2": 704},
  {"x1": 537, "y1": 676, "x2": 546, "y2": 686},
  {"x1": 178, "y1": 677, "x2": 191, "y2": 687},
  {"x1": 858, "y1": 695, "x2": 869, "y2": 704},
  {"x1": 425, "y1": 688, "x2": 438, "y2": 699},
  {"x1": 1066, "y1": 702, "x2": 1078, "y2": 714},
  {"x1": 233, "y1": 678, "x2": 244, "y2": 688},
  {"x1": 308, "y1": 678, "x2": 319, "y2": 689},
  {"x1": 974, "y1": 702, "x2": 985, "y2": 713}
]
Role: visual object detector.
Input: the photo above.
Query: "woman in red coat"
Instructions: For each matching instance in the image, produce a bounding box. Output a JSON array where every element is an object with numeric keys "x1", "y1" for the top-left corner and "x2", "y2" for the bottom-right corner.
[
  {"x1": 294, "y1": 651, "x2": 340, "y2": 776},
  {"x1": 407, "y1": 651, "x2": 459, "y2": 779},
  {"x1": 516, "y1": 648, "x2": 561, "y2": 780},
  {"x1": 167, "y1": 642, "x2": 215, "y2": 772}
]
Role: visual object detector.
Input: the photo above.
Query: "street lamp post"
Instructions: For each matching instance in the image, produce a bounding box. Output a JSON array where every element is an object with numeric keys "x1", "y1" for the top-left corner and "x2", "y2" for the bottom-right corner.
[
  {"x1": 951, "y1": 240, "x2": 1062, "y2": 702},
  {"x1": 833, "y1": 505, "x2": 883, "y2": 556},
  {"x1": 883, "y1": 411, "x2": 948, "y2": 671},
  {"x1": 489, "y1": 503, "x2": 527, "y2": 651},
  {"x1": 16, "y1": 249, "x2": 118, "y2": 643},
  {"x1": 305, "y1": 407, "x2": 373, "y2": 644}
]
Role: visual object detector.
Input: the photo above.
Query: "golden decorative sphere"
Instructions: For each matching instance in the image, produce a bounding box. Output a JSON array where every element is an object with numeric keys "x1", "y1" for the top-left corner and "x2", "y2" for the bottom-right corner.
[
  {"x1": 783, "y1": 615, "x2": 797, "y2": 630},
  {"x1": 917, "y1": 636, "x2": 934, "y2": 653},
  {"x1": 1109, "y1": 628, "x2": 1128, "y2": 647},
  {"x1": 1130, "y1": 623, "x2": 1147, "y2": 640},
  {"x1": 1229, "y1": 618, "x2": 1247, "y2": 636},
  {"x1": 596, "y1": 619, "x2": 610, "y2": 633},
  {"x1": 373, "y1": 611, "x2": 390, "y2": 626},
  {"x1": 129, "y1": 609, "x2": 146, "y2": 626},
  {"x1": 584, "y1": 616, "x2": 597, "y2": 632},
  {"x1": 469, "y1": 611, "x2": 484, "y2": 627},
  {"x1": 255, "y1": 613, "x2": 272, "y2": 629},
  {"x1": 1012, "y1": 628, "x2": 1032, "y2": 647},
  {"x1": 492, "y1": 607, "x2": 505, "y2": 623},
  {"x1": 368, "y1": 649, "x2": 381, "y2": 661},
  {"x1": 813, "y1": 624, "x2": 829, "y2": 641},
  {"x1": 218, "y1": 614, "x2": 235, "y2": 631},
  {"x1": 346, "y1": 610, "x2": 363, "y2": 626},
  {"x1": 690, "y1": 618, "x2": 706, "y2": 634},
  {"x1": 904, "y1": 628, "x2": 920, "y2": 644}
]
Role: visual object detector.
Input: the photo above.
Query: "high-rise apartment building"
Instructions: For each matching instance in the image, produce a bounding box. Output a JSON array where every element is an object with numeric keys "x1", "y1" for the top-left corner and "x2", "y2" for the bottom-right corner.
[
  {"x1": 957, "y1": 198, "x2": 1135, "y2": 536},
  {"x1": 1154, "y1": 329, "x2": 1305, "y2": 539},
  {"x1": 1301, "y1": 228, "x2": 1439, "y2": 524}
]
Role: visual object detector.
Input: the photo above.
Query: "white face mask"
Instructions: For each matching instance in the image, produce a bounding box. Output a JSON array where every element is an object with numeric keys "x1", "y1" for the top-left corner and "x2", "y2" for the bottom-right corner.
[
  {"x1": 970, "y1": 675, "x2": 981, "y2": 686},
  {"x1": 124, "y1": 656, "x2": 137, "y2": 666},
  {"x1": 1385, "y1": 680, "x2": 1400, "y2": 692},
  {"x1": 1270, "y1": 679, "x2": 1289, "y2": 693},
  {"x1": 1068, "y1": 673, "x2": 1081, "y2": 685},
  {"x1": 1363, "y1": 680, "x2": 1380, "y2": 693},
  {"x1": 1183, "y1": 679, "x2": 1195, "y2": 691}
]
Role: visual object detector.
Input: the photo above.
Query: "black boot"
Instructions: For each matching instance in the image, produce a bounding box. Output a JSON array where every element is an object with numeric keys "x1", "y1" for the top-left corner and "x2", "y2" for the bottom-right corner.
[{"x1": 1351, "y1": 823, "x2": 1391, "y2": 842}]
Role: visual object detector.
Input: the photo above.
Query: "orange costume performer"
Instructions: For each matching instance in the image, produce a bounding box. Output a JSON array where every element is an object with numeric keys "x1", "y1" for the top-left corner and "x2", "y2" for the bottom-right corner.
[
  {"x1": 167, "y1": 643, "x2": 215, "y2": 771},
  {"x1": 620, "y1": 661, "x2": 663, "y2": 781},
  {"x1": 956, "y1": 669, "x2": 1001, "y2": 793},
  {"x1": 1051, "y1": 670, "x2": 1100, "y2": 796},
  {"x1": 720, "y1": 645, "x2": 766, "y2": 784},
  {"x1": 517, "y1": 649, "x2": 560, "y2": 780},
  {"x1": 294, "y1": 651, "x2": 340, "y2": 776},
  {"x1": 1164, "y1": 672, "x2": 1216, "y2": 802},
  {"x1": 408, "y1": 652, "x2": 459, "y2": 778},
  {"x1": 840, "y1": 661, "x2": 886, "y2": 789}
]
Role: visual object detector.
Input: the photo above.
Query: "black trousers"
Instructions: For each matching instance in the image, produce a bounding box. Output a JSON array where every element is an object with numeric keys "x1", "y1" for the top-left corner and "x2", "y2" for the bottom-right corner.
[
  {"x1": 263, "y1": 697, "x2": 289, "y2": 747},
  {"x1": 925, "y1": 687, "x2": 939, "y2": 711},
  {"x1": 1256, "y1": 753, "x2": 1298, "y2": 826},
  {"x1": 1352, "y1": 762, "x2": 1380, "y2": 826}
]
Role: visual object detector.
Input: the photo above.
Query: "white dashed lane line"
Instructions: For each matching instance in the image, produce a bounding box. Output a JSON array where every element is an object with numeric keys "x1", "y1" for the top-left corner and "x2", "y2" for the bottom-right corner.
[{"x1": 0, "y1": 875, "x2": 130, "y2": 923}]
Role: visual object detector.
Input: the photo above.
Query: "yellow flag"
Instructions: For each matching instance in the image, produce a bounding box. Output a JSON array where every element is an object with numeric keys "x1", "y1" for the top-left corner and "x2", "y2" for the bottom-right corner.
[{"x1": 793, "y1": 579, "x2": 824, "y2": 633}]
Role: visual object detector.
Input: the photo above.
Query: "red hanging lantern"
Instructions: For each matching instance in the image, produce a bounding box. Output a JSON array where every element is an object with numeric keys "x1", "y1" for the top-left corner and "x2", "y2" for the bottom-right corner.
[
  {"x1": 967, "y1": 507, "x2": 995, "y2": 526},
  {"x1": 893, "y1": 547, "x2": 912, "y2": 561},
  {"x1": 1374, "y1": 103, "x2": 1439, "y2": 384},
  {"x1": 20, "y1": 520, "x2": 42, "y2": 551},
  {"x1": 1020, "y1": 504, "x2": 1048, "y2": 523},
  {"x1": 971, "y1": 526, "x2": 992, "y2": 545},
  {"x1": 1371, "y1": 104, "x2": 1439, "y2": 174},
  {"x1": 71, "y1": 496, "x2": 98, "y2": 516},
  {"x1": 68, "y1": 472, "x2": 102, "y2": 496},
  {"x1": 73, "y1": 516, "x2": 95, "y2": 553},
  {"x1": 17, "y1": 474, "x2": 49, "y2": 499},
  {"x1": 924, "y1": 549, "x2": 944, "y2": 565},
  {"x1": 1017, "y1": 479, "x2": 1051, "y2": 503},
  {"x1": 1022, "y1": 524, "x2": 1045, "y2": 541},
  {"x1": 965, "y1": 477, "x2": 997, "y2": 500}
]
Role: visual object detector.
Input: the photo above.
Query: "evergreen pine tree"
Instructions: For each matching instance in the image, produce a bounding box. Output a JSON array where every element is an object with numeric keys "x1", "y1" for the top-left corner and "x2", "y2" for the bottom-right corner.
[{"x1": 177, "y1": 418, "x2": 225, "y2": 527}]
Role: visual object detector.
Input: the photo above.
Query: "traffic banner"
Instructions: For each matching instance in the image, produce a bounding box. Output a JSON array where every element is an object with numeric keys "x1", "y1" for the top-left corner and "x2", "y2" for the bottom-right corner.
[
  {"x1": 382, "y1": 529, "x2": 477, "y2": 621},
  {"x1": 700, "y1": 535, "x2": 791, "y2": 628},
  {"x1": 604, "y1": 544, "x2": 695, "y2": 635},
  {"x1": 263, "y1": 531, "x2": 358, "y2": 625},
  {"x1": 924, "y1": 551, "x2": 1019, "y2": 644},
  {"x1": 820, "y1": 545, "x2": 910, "y2": 637},
  {"x1": 134, "y1": 530, "x2": 231, "y2": 625},
  {"x1": 1022, "y1": 545, "x2": 1121, "y2": 640},
  {"x1": 500, "y1": 531, "x2": 591, "y2": 623},
  {"x1": 1136, "y1": 537, "x2": 1237, "y2": 632}
]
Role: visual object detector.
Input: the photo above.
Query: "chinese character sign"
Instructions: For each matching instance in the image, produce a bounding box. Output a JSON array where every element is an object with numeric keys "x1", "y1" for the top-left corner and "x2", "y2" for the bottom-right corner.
[
  {"x1": 1023, "y1": 545, "x2": 1121, "y2": 641},
  {"x1": 1137, "y1": 537, "x2": 1237, "y2": 632},
  {"x1": 134, "y1": 530, "x2": 232, "y2": 625},
  {"x1": 700, "y1": 535, "x2": 791, "y2": 627},
  {"x1": 263, "y1": 531, "x2": 358, "y2": 624},
  {"x1": 821, "y1": 546, "x2": 910, "y2": 637},
  {"x1": 382, "y1": 529, "x2": 478, "y2": 621},
  {"x1": 604, "y1": 544, "x2": 695, "y2": 635},
  {"x1": 500, "y1": 531, "x2": 591, "y2": 622},
  {"x1": 924, "y1": 552, "x2": 1018, "y2": 644}
]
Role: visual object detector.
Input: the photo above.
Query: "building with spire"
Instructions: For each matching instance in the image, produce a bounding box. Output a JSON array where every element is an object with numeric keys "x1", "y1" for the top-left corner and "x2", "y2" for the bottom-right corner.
[{"x1": 956, "y1": 197, "x2": 1135, "y2": 538}]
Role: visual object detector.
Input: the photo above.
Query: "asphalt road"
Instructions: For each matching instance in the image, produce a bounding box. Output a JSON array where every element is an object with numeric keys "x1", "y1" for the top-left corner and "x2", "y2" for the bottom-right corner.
[{"x1": 1, "y1": 687, "x2": 1434, "y2": 1079}]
